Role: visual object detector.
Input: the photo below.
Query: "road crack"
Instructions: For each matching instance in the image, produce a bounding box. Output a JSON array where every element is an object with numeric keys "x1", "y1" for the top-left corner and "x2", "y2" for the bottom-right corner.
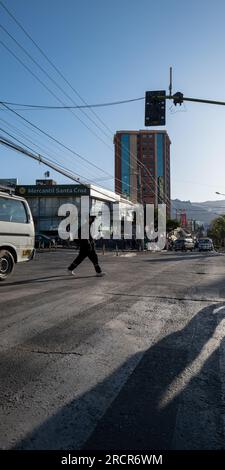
[{"x1": 16, "y1": 347, "x2": 84, "y2": 356}]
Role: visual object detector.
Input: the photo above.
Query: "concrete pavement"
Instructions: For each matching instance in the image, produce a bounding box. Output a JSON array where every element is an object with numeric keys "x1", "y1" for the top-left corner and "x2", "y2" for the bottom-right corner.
[{"x1": 1, "y1": 250, "x2": 225, "y2": 449}]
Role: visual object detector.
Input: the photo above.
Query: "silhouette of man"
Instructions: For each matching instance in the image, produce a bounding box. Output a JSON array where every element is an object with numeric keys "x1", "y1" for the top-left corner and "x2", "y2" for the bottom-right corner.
[{"x1": 67, "y1": 215, "x2": 104, "y2": 277}]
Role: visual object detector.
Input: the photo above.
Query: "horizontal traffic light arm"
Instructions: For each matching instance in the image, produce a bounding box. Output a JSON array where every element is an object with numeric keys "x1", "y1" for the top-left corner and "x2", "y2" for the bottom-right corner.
[{"x1": 153, "y1": 93, "x2": 225, "y2": 107}]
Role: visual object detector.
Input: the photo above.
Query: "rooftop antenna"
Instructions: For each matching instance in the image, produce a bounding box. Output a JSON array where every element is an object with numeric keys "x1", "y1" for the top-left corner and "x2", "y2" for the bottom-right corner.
[{"x1": 169, "y1": 66, "x2": 173, "y2": 97}]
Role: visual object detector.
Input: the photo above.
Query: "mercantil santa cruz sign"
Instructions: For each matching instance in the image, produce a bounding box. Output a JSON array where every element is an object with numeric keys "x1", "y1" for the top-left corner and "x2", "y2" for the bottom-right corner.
[{"x1": 16, "y1": 185, "x2": 90, "y2": 197}]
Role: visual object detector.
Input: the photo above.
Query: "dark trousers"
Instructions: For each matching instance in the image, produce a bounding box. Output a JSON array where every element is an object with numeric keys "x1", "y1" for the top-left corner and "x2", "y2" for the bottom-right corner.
[{"x1": 68, "y1": 245, "x2": 101, "y2": 273}]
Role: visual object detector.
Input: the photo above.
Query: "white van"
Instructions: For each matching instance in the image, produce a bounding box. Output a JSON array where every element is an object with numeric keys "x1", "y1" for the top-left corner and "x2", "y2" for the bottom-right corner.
[{"x1": 0, "y1": 187, "x2": 35, "y2": 280}]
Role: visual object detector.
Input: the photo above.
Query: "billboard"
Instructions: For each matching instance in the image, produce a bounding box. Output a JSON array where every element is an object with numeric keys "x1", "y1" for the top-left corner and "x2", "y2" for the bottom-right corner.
[{"x1": 0, "y1": 178, "x2": 18, "y2": 188}]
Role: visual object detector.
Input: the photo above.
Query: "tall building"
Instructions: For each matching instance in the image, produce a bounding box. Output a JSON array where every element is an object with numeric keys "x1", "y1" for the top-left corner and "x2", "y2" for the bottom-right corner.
[{"x1": 114, "y1": 130, "x2": 171, "y2": 216}]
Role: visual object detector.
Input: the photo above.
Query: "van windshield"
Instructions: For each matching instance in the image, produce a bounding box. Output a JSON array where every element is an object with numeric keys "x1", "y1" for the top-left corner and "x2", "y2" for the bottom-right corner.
[{"x1": 0, "y1": 197, "x2": 28, "y2": 223}]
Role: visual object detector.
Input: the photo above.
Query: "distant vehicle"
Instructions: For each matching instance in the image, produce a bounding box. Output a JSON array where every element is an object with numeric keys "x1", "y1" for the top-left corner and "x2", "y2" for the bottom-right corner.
[
  {"x1": 53, "y1": 235, "x2": 77, "y2": 248},
  {"x1": 35, "y1": 234, "x2": 55, "y2": 249},
  {"x1": 168, "y1": 240, "x2": 174, "y2": 251},
  {"x1": 174, "y1": 238, "x2": 195, "y2": 252},
  {"x1": 194, "y1": 239, "x2": 199, "y2": 249},
  {"x1": 174, "y1": 239, "x2": 185, "y2": 251},
  {"x1": 0, "y1": 187, "x2": 35, "y2": 280},
  {"x1": 198, "y1": 238, "x2": 213, "y2": 251}
]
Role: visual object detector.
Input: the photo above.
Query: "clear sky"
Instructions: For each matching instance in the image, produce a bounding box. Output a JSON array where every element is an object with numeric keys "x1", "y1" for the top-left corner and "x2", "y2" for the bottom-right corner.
[{"x1": 1, "y1": 0, "x2": 225, "y2": 202}]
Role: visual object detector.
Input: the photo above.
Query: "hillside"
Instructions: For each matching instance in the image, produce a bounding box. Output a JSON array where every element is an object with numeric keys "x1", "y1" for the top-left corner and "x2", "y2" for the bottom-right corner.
[{"x1": 171, "y1": 199, "x2": 225, "y2": 225}]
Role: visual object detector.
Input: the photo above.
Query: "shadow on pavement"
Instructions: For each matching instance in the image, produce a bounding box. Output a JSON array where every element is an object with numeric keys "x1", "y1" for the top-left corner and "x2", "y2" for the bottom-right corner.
[
  {"x1": 0, "y1": 274, "x2": 100, "y2": 286},
  {"x1": 141, "y1": 253, "x2": 218, "y2": 263},
  {"x1": 13, "y1": 302, "x2": 225, "y2": 450}
]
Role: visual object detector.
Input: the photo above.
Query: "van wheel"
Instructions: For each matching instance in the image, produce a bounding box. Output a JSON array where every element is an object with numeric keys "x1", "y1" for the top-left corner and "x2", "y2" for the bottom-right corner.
[{"x1": 0, "y1": 250, "x2": 15, "y2": 281}]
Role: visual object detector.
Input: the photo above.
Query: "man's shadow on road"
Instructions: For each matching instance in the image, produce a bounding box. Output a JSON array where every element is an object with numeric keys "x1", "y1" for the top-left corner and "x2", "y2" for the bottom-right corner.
[
  {"x1": 13, "y1": 302, "x2": 225, "y2": 450},
  {"x1": 0, "y1": 274, "x2": 99, "y2": 286}
]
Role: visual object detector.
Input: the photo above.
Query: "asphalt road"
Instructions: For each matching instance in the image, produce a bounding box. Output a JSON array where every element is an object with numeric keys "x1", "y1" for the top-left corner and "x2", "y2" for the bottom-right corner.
[{"x1": 1, "y1": 249, "x2": 225, "y2": 450}]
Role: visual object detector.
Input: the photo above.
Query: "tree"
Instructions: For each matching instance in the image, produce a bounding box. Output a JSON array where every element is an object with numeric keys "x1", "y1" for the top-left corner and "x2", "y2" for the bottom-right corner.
[
  {"x1": 166, "y1": 218, "x2": 179, "y2": 233},
  {"x1": 208, "y1": 215, "x2": 225, "y2": 247}
]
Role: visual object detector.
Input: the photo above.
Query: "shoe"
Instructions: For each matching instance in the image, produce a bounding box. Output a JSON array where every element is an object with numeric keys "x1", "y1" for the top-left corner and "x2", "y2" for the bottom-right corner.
[
  {"x1": 68, "y1": 268, "x2": 76, "y2": 276},
  {"x1": 96, "y1": 272, "x2": 105, "y2": 277}
]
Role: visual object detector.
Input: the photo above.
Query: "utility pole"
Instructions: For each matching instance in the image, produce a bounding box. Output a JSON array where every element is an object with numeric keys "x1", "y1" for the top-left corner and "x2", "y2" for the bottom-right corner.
[{"x1": 169, "y1": 66, "x2": 173, "y2": 97}]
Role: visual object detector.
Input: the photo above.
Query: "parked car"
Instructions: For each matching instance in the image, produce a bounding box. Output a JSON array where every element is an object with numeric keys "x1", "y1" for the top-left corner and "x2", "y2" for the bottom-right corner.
[
  {"x1": 174, "y1": 238, "x2": 195, "y2": 251},
  {"x1": 198, "y1": 238, "x2": 213, "y2": 251},
  {"x1": 35, "y1": 234, "x2": 55, "y2": 249}
]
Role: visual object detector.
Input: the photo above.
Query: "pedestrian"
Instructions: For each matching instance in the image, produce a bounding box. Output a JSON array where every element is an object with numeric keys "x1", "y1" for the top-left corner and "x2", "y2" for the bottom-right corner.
[{"x1": 67, "y1": 215, "x2": 104, "y2": 276}]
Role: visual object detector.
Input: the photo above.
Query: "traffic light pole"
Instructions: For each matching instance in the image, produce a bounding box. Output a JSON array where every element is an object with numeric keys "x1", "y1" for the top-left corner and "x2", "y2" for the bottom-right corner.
[
  {"x1": 159, "y1": 93, "x2": 225, "y2": 107},
  {"x1": 145, "y1": 89, "x2": 225, "y2": 126}
]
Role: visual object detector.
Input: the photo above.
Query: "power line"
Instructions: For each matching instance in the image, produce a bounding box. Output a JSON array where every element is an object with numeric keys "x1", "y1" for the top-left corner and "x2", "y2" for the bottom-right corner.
[
  {"x1": 0, "y1": 134, "x2": 133, "y2": 203},
  {"x1": 1, "y1": 97, "x2": 165, "y2": 206},
  {"x1": 3, "y1": 0, "x2": 212, "y2": 210},
  {"x1": 4, "y1": 128, "x2": 214, "y2": 220},
  {"x1": 1, "y1": 101, "x2": 170, "y2": 210},
  {"x1": 0, "y1": 116, "x2": 132, "y2": 197},
  {"x1": 0, "y1": 36, "x2": 137, "y2": 193},
  {"x1": 1, "y1": 121, "x2": 173, "y2": 220},
  {"x1": 0, "y1": 97, "x2": 144, "y2": 110},
  {"x1": 0, "y1": 33, "x2": 112, "y2": 147},
  {"x1": 0, "y1": 112, "x2": 112, "y2": 181},
  {"x1": 0, "y1": 133, "x2": 83, "y2": 183},
  {"x1": 0, "y1": 0, "x2": 152, "y2": 196},
  {"x1": 0, "y1": 117, "x2": 99, "y2": 181},
  {"x1": 0, "y1": 9, "x2": 125, "y2": 143},
  {"x1": 1, "y1": 102, "x2": 114, "y2": 178},
  {"x1": 0, "y1": 0, "x2": 115, "y2": 135},
  {"x1": 0, "y1": 1, "x2": 161, "y2": 202},
  {"x1": 0, "y1": 108, "x2": 134, "y2": 194},
  {"x1": 0, "y1": 1, "x2": 170, "y2": 208},
  {"x1": 0, "y1": 102, "x2": 151, "y2": 201}
]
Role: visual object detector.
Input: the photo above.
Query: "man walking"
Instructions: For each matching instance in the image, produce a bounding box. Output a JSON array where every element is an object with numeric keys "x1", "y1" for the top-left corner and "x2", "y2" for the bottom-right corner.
[{"x1": 67, "y1": 216, "x2": 104, "y2": 276}]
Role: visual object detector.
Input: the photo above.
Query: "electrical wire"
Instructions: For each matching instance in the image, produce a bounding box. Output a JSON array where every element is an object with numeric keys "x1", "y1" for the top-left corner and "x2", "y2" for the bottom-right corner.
[
  {"x1": 1, "y1": 103, "x2": 113, "y2": 178},
  {"x1": 0, "y1": 1, "x2": 151, "y2": 194},
  {"x1": 0, "y1": 110, "x2": 103, "y2": 179},
  {"x1": 0, "y1": 100, "x2": 143, "y2": 197},
  {"x1": 2, "y1": 101, "x2": 171, "y2": 212},
  {"x1": 0, "y1": 0, "x2": 116, "y2": 136},
  {"x1": 2, "y1": 129, "x2": 221, "y2": 223},
  {"x1": 0, "y1": 127, "x2": 86, "y2": 182},
  {"x1": 0, "y1": 0, "x2": 171, "y2": 211},
  {"x1": 0, "y1": 97, "x2": 145, "y2": 110},
  {"x1": 0, "y1": 132, "x2": 134, "y2": 202},
  {"x1": 0, "y1": 108, "x2": 133, "y2": 194},
  {"x1": 0, "y1": 34, "x2": 112, "y2": 147},
  {"x1": 0, "y1": 116, "x2": 132, "y2": 197},
  {"x1": 0, "y1": 118, "x2": 100, "y2": 182}
]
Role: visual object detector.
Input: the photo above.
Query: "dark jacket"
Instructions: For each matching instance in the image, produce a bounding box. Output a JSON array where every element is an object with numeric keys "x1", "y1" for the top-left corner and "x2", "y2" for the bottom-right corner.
[{"x1": 75, "y1": 225, "x2": 95, "y2": 251}]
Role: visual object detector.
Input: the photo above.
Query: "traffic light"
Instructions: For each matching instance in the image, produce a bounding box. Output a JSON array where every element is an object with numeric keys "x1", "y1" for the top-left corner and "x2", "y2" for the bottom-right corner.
[
  {"x1": 173, "y1": 91, "x2": 184, "y2": 106},
  {"x1": 145, "y1": 90, "x2": 166, "y2": 126}
]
